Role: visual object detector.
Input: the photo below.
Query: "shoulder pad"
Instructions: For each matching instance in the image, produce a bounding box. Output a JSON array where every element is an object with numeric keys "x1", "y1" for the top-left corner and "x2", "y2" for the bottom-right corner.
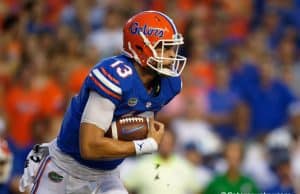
[{"x1": 86, "y1": 57, "x2": 135, "y2": 104}]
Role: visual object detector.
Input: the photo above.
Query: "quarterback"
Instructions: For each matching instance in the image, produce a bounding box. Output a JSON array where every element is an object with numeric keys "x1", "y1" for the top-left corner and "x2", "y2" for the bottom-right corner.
[{"x1": 19, "y1": 10, "x2": 186, "y2": 194}]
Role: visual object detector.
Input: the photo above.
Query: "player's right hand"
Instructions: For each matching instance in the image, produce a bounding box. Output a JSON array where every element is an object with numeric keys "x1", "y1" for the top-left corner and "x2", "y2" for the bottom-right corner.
[{"x1": 147, "y1": 118, "x2": 165, "y2": 146}]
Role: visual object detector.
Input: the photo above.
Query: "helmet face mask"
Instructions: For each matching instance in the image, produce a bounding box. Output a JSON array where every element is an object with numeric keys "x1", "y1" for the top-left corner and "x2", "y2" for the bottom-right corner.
[
  {"x1": 147, "y1": 34, "x2": 186, "y2": 77},
  {"x1": 123, "y1": 11, "x2": 186, "y2": 77}
]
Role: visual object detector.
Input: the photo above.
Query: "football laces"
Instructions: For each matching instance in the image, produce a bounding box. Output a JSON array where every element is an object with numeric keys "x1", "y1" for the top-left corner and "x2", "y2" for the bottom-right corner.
[{"x1": 119, "y1": 117, "x2": 144, "y2": 124}]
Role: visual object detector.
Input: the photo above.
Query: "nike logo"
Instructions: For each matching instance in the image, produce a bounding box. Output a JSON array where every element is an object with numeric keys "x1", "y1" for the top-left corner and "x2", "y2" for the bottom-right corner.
[
  {"x1": 138, "y1": 143, "x2": 144, "y2": 151},
  {"x1": 122, "y1": 125, "x2": 144, "y2": 134}
]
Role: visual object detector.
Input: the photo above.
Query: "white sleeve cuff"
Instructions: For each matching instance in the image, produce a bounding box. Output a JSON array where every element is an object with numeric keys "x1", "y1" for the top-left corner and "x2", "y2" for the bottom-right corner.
[{"x1": 81, "y1": 91, "x2": 115, "y2": 132}]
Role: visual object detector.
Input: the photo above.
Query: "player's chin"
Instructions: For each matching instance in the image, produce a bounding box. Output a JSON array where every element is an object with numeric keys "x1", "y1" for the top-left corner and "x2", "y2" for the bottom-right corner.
[
  {"x1": 149, "y1": 58, "x2": 173, "y2": 67},
  {"x1": 146, "y1": 60, "x2": 173, "y2": 76},
  {"x1": 162, "y1": 59, "x2": 173, "y2": 66}
]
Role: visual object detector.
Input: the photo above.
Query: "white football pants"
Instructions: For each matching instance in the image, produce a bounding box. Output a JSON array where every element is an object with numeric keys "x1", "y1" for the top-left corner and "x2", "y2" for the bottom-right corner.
[{"x1": 30, "y1": 157, "x2": 128, "y2": 194}]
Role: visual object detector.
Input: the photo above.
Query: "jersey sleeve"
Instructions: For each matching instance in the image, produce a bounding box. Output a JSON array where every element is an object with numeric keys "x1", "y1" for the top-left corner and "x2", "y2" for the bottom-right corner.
[
  {"x1": 81, "y1": 91, "x2": 115, "y2": 132},
  {"x1": 85, "y1": 59, "x2": 126, "y2": 106}
]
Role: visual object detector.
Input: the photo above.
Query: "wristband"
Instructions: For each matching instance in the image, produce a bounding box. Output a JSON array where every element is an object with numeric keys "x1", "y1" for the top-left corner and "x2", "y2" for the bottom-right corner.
[{"x1": 133, "y1": 138, "x2": 158, "y2": 155}]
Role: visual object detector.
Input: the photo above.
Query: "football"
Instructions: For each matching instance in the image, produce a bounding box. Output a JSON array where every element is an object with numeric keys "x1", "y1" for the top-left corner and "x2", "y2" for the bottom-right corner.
[{"x1": 105, "y1": 116, "x2": 149, "y2": 141}]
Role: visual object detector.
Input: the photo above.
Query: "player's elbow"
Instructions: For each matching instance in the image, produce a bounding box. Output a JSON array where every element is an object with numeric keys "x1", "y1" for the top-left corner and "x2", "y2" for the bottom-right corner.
[
  {"x1": 79, "y1": 141, "x2": 93, "y2": 160},
  {"x1": 79, "y1": 136, "x2": 92, "y2": 160},
  {"x1": 79, "y1": 123, "x2": 109, "y2": 159},
  {"x1": 79, "y1": 124, "x2": 99, "y2": 160},
  {"x1": 79, "y1": 139, "x2": 108, "y2": 160},
  {"x1": 79, "y1": 136, "x2": 105, "y2": 160}
]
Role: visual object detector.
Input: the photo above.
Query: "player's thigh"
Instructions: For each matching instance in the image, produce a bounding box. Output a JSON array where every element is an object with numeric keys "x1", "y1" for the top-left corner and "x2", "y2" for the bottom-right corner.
[
  {"x1": 31, "y1": 158, "x2": 66, "y2": 194},
  {"x1": 95, "y1": 173, "x2": 128, "y2": 194}
]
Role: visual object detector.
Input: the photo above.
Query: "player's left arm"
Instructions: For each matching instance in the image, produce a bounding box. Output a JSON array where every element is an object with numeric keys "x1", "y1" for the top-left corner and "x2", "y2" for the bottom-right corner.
[
  {"x1": 79, "y1": 91, "x2": 164, "y2": 160},
  {"x1": 79, "y1": 91, "x2": 135, "y2": 159},
  {"x1": 79, "y1": 123, "x2": 137, "y2": 159}
]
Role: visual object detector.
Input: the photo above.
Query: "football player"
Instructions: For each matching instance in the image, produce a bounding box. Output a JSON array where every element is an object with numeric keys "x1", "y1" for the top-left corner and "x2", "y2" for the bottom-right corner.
[{"x1": 20, "y1": 10, "x2": 186, "y2": 194}]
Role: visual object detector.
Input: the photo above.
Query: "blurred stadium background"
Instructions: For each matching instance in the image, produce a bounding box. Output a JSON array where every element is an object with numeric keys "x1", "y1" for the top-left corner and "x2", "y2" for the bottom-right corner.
[{"x1": 0, "y1": 0, "x2": 300, "y2": 193}]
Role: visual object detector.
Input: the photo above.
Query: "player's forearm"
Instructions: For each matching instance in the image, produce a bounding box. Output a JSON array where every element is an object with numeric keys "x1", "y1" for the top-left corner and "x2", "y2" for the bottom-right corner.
[
  {"x1": 79, "y1": 123, "x2": 136, "y2": 160},
  {"x1": 84, "y1": 137, "x2": 136, "y2": 160}
]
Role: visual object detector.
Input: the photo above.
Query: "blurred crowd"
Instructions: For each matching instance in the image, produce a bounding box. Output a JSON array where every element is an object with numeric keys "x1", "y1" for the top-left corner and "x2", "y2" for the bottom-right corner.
[{"x1": 0, "y1": 0, "x2": 300, "y2": 194}]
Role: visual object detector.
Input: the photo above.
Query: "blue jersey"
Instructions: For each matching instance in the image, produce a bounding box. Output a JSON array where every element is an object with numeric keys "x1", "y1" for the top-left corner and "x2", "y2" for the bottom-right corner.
[{"x1": 57, "y1": 55, "x2": 182, "y2": 170}]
